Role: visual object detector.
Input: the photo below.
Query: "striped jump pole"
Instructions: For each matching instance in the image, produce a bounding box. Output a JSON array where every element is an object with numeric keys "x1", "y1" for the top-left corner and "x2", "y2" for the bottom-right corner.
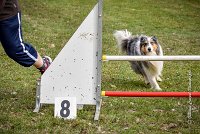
[
  {"x1": 102, "y1": 91, "x2": 200, "y2": 98},
  {"x1": 102, "y1": 55, "x2": 200, "y2": 61}
]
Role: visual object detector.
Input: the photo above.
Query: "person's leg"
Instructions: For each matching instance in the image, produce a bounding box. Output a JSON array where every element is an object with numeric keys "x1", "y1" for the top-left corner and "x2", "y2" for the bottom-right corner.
[
  {"x1": 0, "y1": 12, "x2": 51, "y2": 74},
  {"x1": 34, "y1": 53, "x2": 43, "y2": 68}
]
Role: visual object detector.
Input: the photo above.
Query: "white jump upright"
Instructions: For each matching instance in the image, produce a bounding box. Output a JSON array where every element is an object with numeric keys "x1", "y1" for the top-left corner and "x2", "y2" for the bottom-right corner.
[{"x1": 34, "y1": 0, "x2": 103, "y2": 120}]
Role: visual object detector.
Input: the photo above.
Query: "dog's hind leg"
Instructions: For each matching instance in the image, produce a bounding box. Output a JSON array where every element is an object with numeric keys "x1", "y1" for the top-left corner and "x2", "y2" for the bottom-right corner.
[{"x1": 143, "y1": 75, "x2": 150, "y2": 85}]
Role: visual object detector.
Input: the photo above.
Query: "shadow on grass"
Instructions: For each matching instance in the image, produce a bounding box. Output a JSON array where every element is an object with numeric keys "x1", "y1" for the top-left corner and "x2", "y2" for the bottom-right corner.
[{"x1": 102, "y1": 77, "x2": 150, "y2": 91}]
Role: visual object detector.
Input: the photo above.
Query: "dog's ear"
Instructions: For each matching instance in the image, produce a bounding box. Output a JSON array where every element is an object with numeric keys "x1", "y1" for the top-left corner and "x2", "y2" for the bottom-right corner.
[
  {"x1": 152, "y1": 36, "x2": 157, "y2": 42},
  {"x1": 156, "y1": 45, "x2": 161, "y2": 55},
  {"x1": 140, "y1": 36, "x2": 147, "y2": 43}
]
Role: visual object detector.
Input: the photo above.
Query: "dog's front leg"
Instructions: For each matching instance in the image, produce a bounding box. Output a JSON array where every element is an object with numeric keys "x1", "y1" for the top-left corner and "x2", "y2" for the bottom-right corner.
[
  {"x1": 150, "y1": 77, "x2": 161, "y2": 91},
  {"x1": 156, "y1": 76, "x2": 162, "y2": 82},
  {"x1": 144, "y1": 69, "x2": 161, "y2": 91}
]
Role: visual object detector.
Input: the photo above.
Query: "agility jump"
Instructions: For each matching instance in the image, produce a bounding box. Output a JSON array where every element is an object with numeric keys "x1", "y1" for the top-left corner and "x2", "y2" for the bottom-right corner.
[{"x1": 34, "y1": 0, "x2": 200, "y2": 120}]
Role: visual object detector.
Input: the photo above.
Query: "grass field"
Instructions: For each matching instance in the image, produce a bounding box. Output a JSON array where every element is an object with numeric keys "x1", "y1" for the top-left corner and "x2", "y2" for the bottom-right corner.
[{"x1": 0, "y1": 0, "x2": 200, "y2": 133}]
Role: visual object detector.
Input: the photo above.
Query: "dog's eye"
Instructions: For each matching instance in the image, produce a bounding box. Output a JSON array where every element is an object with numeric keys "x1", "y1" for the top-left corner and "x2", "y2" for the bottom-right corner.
[{"x1": 150, "y1": 42, "x2": 154, "y2": 44}]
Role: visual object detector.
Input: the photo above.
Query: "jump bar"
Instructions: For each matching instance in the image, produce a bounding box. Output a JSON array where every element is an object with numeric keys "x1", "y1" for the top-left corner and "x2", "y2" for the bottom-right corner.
[
  {"x1": 102, "y1": 91, "x2": 200, "y2": 97},
  {"x1": 102, "y1": 55, "x2": 200, "y2": 61}
]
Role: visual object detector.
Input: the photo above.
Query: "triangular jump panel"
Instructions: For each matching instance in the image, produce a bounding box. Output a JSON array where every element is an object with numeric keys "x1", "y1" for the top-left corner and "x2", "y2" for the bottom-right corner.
[{"x1": 40, "y1": 3, "x2": 99, "y2": 105}]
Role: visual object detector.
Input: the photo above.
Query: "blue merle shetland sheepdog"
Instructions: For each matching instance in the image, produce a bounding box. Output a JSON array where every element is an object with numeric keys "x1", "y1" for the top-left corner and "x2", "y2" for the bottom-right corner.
[{"x1": 113, "y1": 30, "x2": 163, "y2": 90}]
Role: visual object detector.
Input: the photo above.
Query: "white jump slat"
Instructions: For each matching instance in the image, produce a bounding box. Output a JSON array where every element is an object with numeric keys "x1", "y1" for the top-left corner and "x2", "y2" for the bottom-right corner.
[{"x1": 103, "y1": 55, "x2": 200, "y2": 61}]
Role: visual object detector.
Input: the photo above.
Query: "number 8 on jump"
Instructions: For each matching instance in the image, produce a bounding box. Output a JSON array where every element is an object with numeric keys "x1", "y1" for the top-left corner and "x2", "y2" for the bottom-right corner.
[{"x1": 54, "y1": 97, "x2": 77, "y2": 119}]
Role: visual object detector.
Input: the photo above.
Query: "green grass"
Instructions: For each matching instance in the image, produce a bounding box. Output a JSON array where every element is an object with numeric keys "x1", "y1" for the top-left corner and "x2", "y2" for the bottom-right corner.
[{"x1": 1, "y1": 0, "x2": 200, "y2": 133}]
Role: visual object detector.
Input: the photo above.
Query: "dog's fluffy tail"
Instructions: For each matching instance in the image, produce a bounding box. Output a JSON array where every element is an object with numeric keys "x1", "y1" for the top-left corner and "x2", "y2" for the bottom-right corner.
[{"x1": 113, "y1": 30, "x2": 132, "y2": 53}]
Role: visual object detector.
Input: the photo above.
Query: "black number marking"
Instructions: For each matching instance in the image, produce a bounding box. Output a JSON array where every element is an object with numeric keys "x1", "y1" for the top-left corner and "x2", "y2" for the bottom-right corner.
[{"x1": 60, "y1": 100, "x2": 70, "y2": 118}]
